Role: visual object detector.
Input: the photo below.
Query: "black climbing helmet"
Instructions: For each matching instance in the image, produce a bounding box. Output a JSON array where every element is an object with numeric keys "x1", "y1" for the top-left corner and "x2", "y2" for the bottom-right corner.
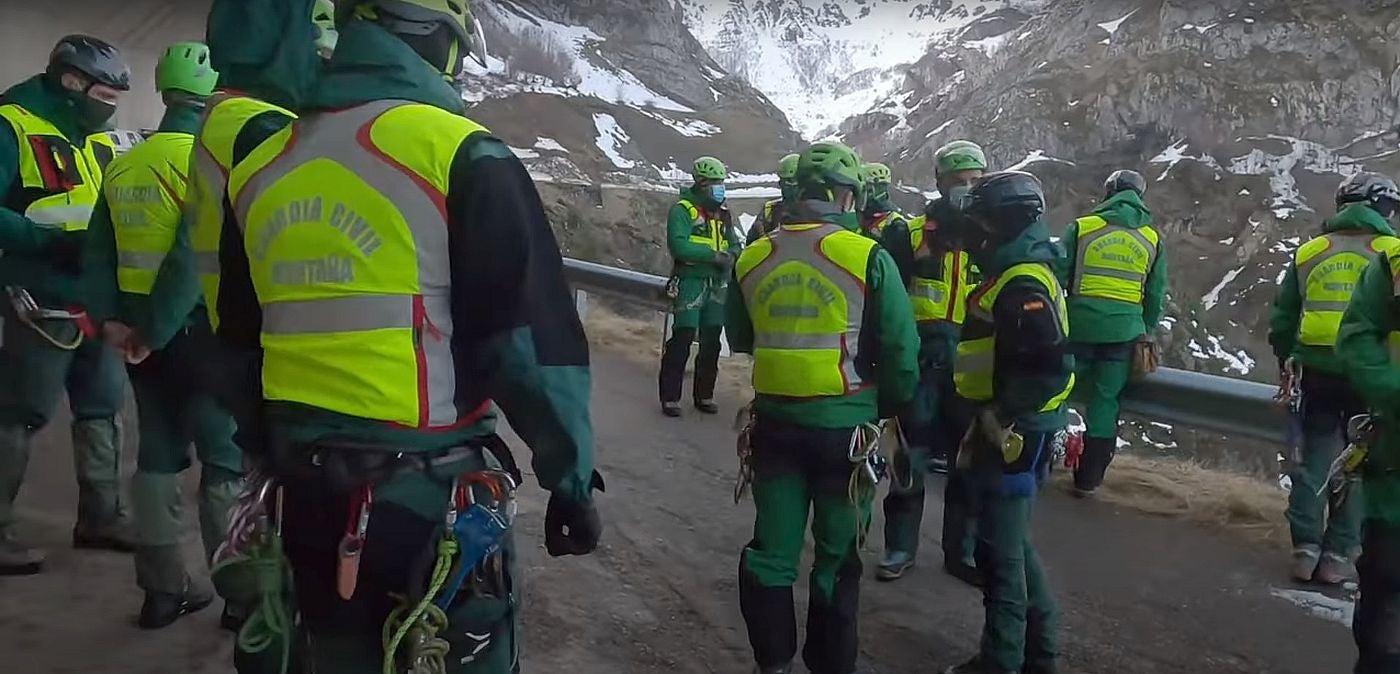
[
  {"x1": 1103, "y1": 169, "x2": 1146, "y2": 200},
  {"x1": 964, "y1": 170, "x2": 1046, "y2": 237},
  {"x1": 1336, "y1": 172, "x2": 1400, "y2": 215},
  {"x1": 47, "y1": 35, "x2": 131, "y2": 91}
]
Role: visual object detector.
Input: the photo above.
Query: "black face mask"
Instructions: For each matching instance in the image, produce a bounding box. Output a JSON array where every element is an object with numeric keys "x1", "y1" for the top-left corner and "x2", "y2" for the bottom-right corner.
[
  {"x1": 69, "y1": 86, "x2": 116, "y2": 131},
  {"x1": 1373, "y1": 200, "x2": 1399, "y2": 220}
]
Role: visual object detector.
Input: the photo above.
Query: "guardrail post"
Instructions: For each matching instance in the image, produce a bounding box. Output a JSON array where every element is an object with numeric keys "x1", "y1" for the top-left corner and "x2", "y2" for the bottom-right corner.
[{"x1": 574, "y1": 289, "x2": 589, "y2": 321}]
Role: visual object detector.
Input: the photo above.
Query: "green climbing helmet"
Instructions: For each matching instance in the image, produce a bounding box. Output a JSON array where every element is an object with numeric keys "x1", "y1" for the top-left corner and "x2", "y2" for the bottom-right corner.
[
  {"x1": 863, "y1": 162, "x2": 892, "y2": 185},
  {"x1": 934, "y1": 140, "x2": 988, "y2": 177},
  {"x1": 313, "y1": 0, "x2": 339, "y2": 58},
  {"x1": 777, "y1": 153, "x2": 800, "y2": 181},
  {"x1": 693, "y1": 156, "x2": 728, "y2": 182},
  {"x1": 367, "y1": 0, "x2": 489, "y2": 74},
  {"x1": 798, "y1": 142, "x2": 862, "y2": 190},
  {"x1": 155, "y1": 42, "x2": 219, "y2": 97}
]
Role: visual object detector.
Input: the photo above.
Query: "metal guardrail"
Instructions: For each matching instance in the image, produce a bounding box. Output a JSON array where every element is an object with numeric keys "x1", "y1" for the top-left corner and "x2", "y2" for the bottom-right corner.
[{"x1": 562, "y1": 258, "x2": 1284, "y2": 445}]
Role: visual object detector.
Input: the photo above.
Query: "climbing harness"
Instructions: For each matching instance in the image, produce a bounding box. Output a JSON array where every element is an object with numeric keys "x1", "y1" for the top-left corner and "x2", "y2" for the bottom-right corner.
[
  {"x1": 211, "y1": 472, "x2": 294, "y2": 674},
  {"x1": 734, "y1": 403, "x2": 755, "y2": 504},
  {"x1": 382, "y1": 470, "x2": 516, "y2": 674},
  {"x1": 1276, "y1": 358, "x2": 1305, "y2": 468},
  {"x1": 847, "y1": 421, "x2": 888, "y2": 546},
  {"x1": 6, "y1": 286, "x2": 87, "y2": 350},
  {"x1": 1320, "y1": 413, "x2": 1373, "y2": 507}
]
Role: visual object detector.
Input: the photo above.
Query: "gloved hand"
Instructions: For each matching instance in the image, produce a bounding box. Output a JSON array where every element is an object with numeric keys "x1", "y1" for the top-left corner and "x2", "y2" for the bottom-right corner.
[
  {"x1": 713, "y1": 251, "x2": 734, "y2": 270},
  {"x1": 545, "y1": 494, "x2": 601, "y2": 556},
  {"x1": 101, "y1": 321, "x2": 151, "y2": 364},
  {"x1": 44, "y1": 230, "x2": 85, "y2": 275}
]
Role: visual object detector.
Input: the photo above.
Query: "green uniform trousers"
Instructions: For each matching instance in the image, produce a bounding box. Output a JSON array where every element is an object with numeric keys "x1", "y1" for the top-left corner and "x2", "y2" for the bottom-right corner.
[
  {"x1": 128, "y1": 327, "x2": 244, "y2": 595},
  {"x1": 740, "y1": 417, "x2": 868, "y2": 674},
  {"x1": 1069, "y1": 341, "x2": 1132, "y2": 439},
  {"x1": 1286, "y1": 370, "x2": 1364, "y2": 557},
  {"x1": 971, "y1": 435, "x2": 1057, "y2": 673},
  {"x1": 1355, "y1": 519, "x2": 1400, "y2": 673},
  {"x1": 234, "y1": 437, "x2": 519, "y2": 674},
  {"x1": 0, "y1": 303, "x2": 126, "y2": 531},
  {"x1": 658, "y1": 275, "x2": 727, "y2": 405}
]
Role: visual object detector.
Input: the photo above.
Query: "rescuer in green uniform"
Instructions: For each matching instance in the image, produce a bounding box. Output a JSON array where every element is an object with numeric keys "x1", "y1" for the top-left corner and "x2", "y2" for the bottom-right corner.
[
  {"x1": 0, "y1": 35, "x2": 135, "y2": 575},
  {"x1": 1335, "y1": 173, "x2": 1400, "y2": 674},
  {"x1": 875, "y1": 140, "x2": 986, "y2": 584},
  {"x1": 860, "y1": 162, "x2": 906, "y2": 239},
  {"x1": 659, "y1": 156, "x2": 742, "y2": 416},
  {"x1": 82, "y1": 42, "x2": 244, "y2": 629},
  {"x1": 748, "y1": 153, "x2": 800, "y2": 244},
  {"x1": 944, "y1": 171, "x2": 1071, "y2": 674},
  {"x1": 727, "y1": 141, "x2": 919, "y2": 674},
  {"x1": 1054, "y1": 170, "x2": 1167, "y2": 496},
  {"x1": 1271, "y1": 172, "x2": 1400, "y2": 585}
]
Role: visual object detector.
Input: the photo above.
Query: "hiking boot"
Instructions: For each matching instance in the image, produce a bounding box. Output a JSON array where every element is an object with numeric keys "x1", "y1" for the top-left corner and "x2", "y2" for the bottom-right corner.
[
  {"x1": 661, "y1": 402, "x2": 682, "y2": 418},
  {"x1": 753, "y1": 665, "x2": 792, "y2": 674},
  {"x1": 73, "y1": 517, "x2": 137, "y2": 552},
  {"x1": 1024, "y1": 663, "x2": 1058, "y2": 674},
  {"x1": 1071, "y1": 485, "x2": 1097, "y2": 499},
  {"x1": 876, "y1": 551, "x2": 915, "y2": 581},
  {"x1": 1313, "y1": 552, "x2": 1357, "y2": 585},
  {"x1": 0, "y1": 531, "x2": 44, "y2": 576},
  {"x1": 695, "y1": 399, "x2": 720, "y2": 414},
  {"x1": 943, "y1": 656, "x2": 1015, "y2": 674},
  {"x1": 1290, "y1": 546, "x2": 1321, "y2": 583},
  {"x1": 139, "y1": 585, "x2": 215, "y2": 629},
  {"x1": 944, "y1": 561, "x2": 984, "y2": 588}
]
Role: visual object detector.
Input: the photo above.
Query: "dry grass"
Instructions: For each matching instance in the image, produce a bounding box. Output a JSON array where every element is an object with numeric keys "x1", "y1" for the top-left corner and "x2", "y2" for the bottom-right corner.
[{"x1": 583, "y1": 305, "x2": 1291, "y2": 546}]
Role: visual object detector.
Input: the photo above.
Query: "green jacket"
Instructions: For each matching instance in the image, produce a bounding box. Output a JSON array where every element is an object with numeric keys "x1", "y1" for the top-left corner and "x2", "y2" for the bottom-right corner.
[
  {"x1": 880, "y1": 198, "x2": 964, "y2": 366},
  {"x1": 214, "y1": 18, "x2": 597, "y2": 502},
  {"x1": 1270, "y1": 204, "x2": 1397, "y2": 374},
  {"x1": 0, "y1": 75, "x2": 104, "y2": 306},
  {"x1": 725, "y1": 200, "x2": 920, "y2": 428},
  {"x1": 1055, "y1": 190, "x2": 1168, "y2": 344},
  {"x1": 1335, "y1": 250, "x2": 1400, "y2": 524},
  {"x1": 81, "y1": 105, "x2": 203, "y2": 333},
  {"x1": 971, "y1": 220, "x2": 1075, "y2": 432},
  {"x1": 668, "y1": 185, "x2": 740, "y2": 280}
]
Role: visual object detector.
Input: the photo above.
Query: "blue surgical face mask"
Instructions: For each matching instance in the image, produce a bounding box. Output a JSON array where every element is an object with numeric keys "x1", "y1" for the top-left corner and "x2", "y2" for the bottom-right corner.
[{"x1": 710, "y1": 184, "x2": 727, "y2": 203}]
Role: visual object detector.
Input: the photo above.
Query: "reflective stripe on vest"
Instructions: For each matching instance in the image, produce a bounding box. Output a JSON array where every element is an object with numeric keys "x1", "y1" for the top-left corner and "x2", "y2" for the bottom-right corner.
[
  {"x1": 680, "y1": 198, "x2": 723, "y2": 252},
  {"x1": 189, "y1": 92, "x2": 296, "y2": 328},
  {"x1": 1071, "y1": 216, "x2": 1159, "y2": 304},
  {"x1": 736, "y1": 222, "x2": 875, "y2": 398},
  {"x1": 1295, "y1": 232, "x2": 1396, "y2": 347},
  {"x1": 228, "y1": 99, "x2": 486, "y2": 428},
  {"x1": 908, "y1": 222, "x2": 972, "y2": 326},
  {"x1": 954, "y1": 262, "x2": 1074, "y2": 411},
  {"x1": 0, "y1": 103, "x2": 114, "y2": 231},
  {"x1": 104, "y1": 132, "x2": 193, "y2": 294}
]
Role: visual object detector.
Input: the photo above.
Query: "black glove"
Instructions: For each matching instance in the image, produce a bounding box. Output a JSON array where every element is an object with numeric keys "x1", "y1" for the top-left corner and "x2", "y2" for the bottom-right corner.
[
  {"x1": 544, "y1": 471, "x2": 605, "y2": 557},
  {"x1": 44, "y1": 230, "x2": 85, "y2": 275}
]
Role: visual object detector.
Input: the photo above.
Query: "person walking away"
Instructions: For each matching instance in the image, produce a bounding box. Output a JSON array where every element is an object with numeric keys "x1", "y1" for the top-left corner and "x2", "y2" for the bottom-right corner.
[
  {"x1": 1054, "y1": 169, "x2": 1166, "y2": 497},
  {"x1": 859, "y1": 162, "x2": 905, "y2": 239},
  {"x1": 210, "y1": 1, "x2": 604, "y2": 671},
  {"x1": 1336, "y1": 180, "x2": 1400, "y2": 674},
  {"x1": 945, "y1": 170, "x2": 1071, "y2": 674},
  {"x1": 748, "y1": 153, "x2": 800, "y2": 244},
  {"x1": 660, "y1": 156, "x2": 741, "y2": 417},
  {"x1": 728, "y1": 141, "x2": 919, "y2": 674},
  {"x1": 80, "y1": 42, "x2": 245, "y2": 629},
  {"x1": 0, "y1": 35, "x2": 135, "y2": 575},
  {"x1": 876, "y1": 140, "x2": 986, "y2": 584},
  {"x1": 1273, "y1": 173, "x2": 1400, "y2": 584}
]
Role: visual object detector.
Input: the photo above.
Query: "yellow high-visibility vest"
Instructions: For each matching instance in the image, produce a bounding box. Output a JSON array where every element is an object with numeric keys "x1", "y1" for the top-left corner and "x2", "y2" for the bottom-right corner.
[
  {"x1": 189, "y1": 91, "x2": 296, "y2": 328},
  {"x1": 1295, "y1": 232, "x2": 1398, "y2": 347},
  {"x1": 908, "y1": 216, "x2": 973, "y2": 326},
  {"x1": 954, "y1": 262, "x2": 1074, "y2": 410},
  {"x1": 228, "y1": 99, "x2": 488, "y2": 428},
  {"x1": 0, "y1": 103, "x2": 117, "y2": 231},
  {"x1": 736, "y1": 222, "x2": 876, "y2": 398},
  {"x1": 679, "y1": 198, "x2": 725, "y2": 253},
  {"x1": 103, "y1": 132, "x2": 193, "y2": 294},
  {"x1": 1070, "y1": 215, "x2": 1160, "y2": 304},
  {"x1": 1380, "y1": 244, "x2": 1400, "y2": 364}
]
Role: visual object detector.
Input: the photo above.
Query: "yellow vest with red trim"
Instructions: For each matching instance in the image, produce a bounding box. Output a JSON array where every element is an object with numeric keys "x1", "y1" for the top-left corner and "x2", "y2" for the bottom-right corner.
[
  {"x1": 228, "y1": 99, "x2": 486, "y2": 428},
  {"x1": 953, "y1": 262, "x2": 1074, "y2": 409},
  {"x1": 908, "y1": 215, "x2": 974, "y2": 326},
  {"x1": 103, "y1": 132, "x2": 194, "y2": 294},
  {"x1": 1295, "y1": 232, "x2": 1398, "y2": 347},
  {"x1": 0, "y1": 103, "x2": 117, "y2": 231},
  {"x1": 679, "y1": 197, "x2": 725, "y2": 253},
  {"x1": 736, "y1": 222, "x2": 876, "y2": 398},
  {"x1": 1070, "y1": 215, "x2": 1160, "y2": 304},
  {"x1": 189, "y1": 91, "x2": 296, "y2": 328}
]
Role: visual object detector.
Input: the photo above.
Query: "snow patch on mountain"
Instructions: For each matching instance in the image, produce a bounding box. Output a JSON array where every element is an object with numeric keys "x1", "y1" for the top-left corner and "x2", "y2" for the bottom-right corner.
[
  {"x1": 593, "y1": 113, "x2": 636, "y2": 169},
  {"x1": 1007, "y1": 150, "x2": 1077, "y2": 171}
]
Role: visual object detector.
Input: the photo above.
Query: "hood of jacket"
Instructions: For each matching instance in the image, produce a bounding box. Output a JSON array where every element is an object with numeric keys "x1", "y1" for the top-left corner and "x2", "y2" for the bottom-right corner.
[
  {"x1": 0, "y1": 75, "x2": 88, "y2": 139},
  {"x1": 972, "y1": 219, "x2": 1060, "y2": 276},
  {"x1": 1324, "y1": 203, "x2": 1398, "y2": 237},
  {"x1": 307, "y1": 20, "x2": 465, "y2": 114},
  {"x1": 1090, "y1": 190, "x2": 1152, "y2": 229},
  {"x1": 206, "y1": 0, "x2": 321, "y2": 108}
]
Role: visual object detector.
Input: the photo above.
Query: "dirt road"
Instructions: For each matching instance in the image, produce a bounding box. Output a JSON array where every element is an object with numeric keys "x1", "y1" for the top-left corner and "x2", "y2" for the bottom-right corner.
[{"x1": 0, "y1": 349, "x2": 1354, "y2": 673}]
